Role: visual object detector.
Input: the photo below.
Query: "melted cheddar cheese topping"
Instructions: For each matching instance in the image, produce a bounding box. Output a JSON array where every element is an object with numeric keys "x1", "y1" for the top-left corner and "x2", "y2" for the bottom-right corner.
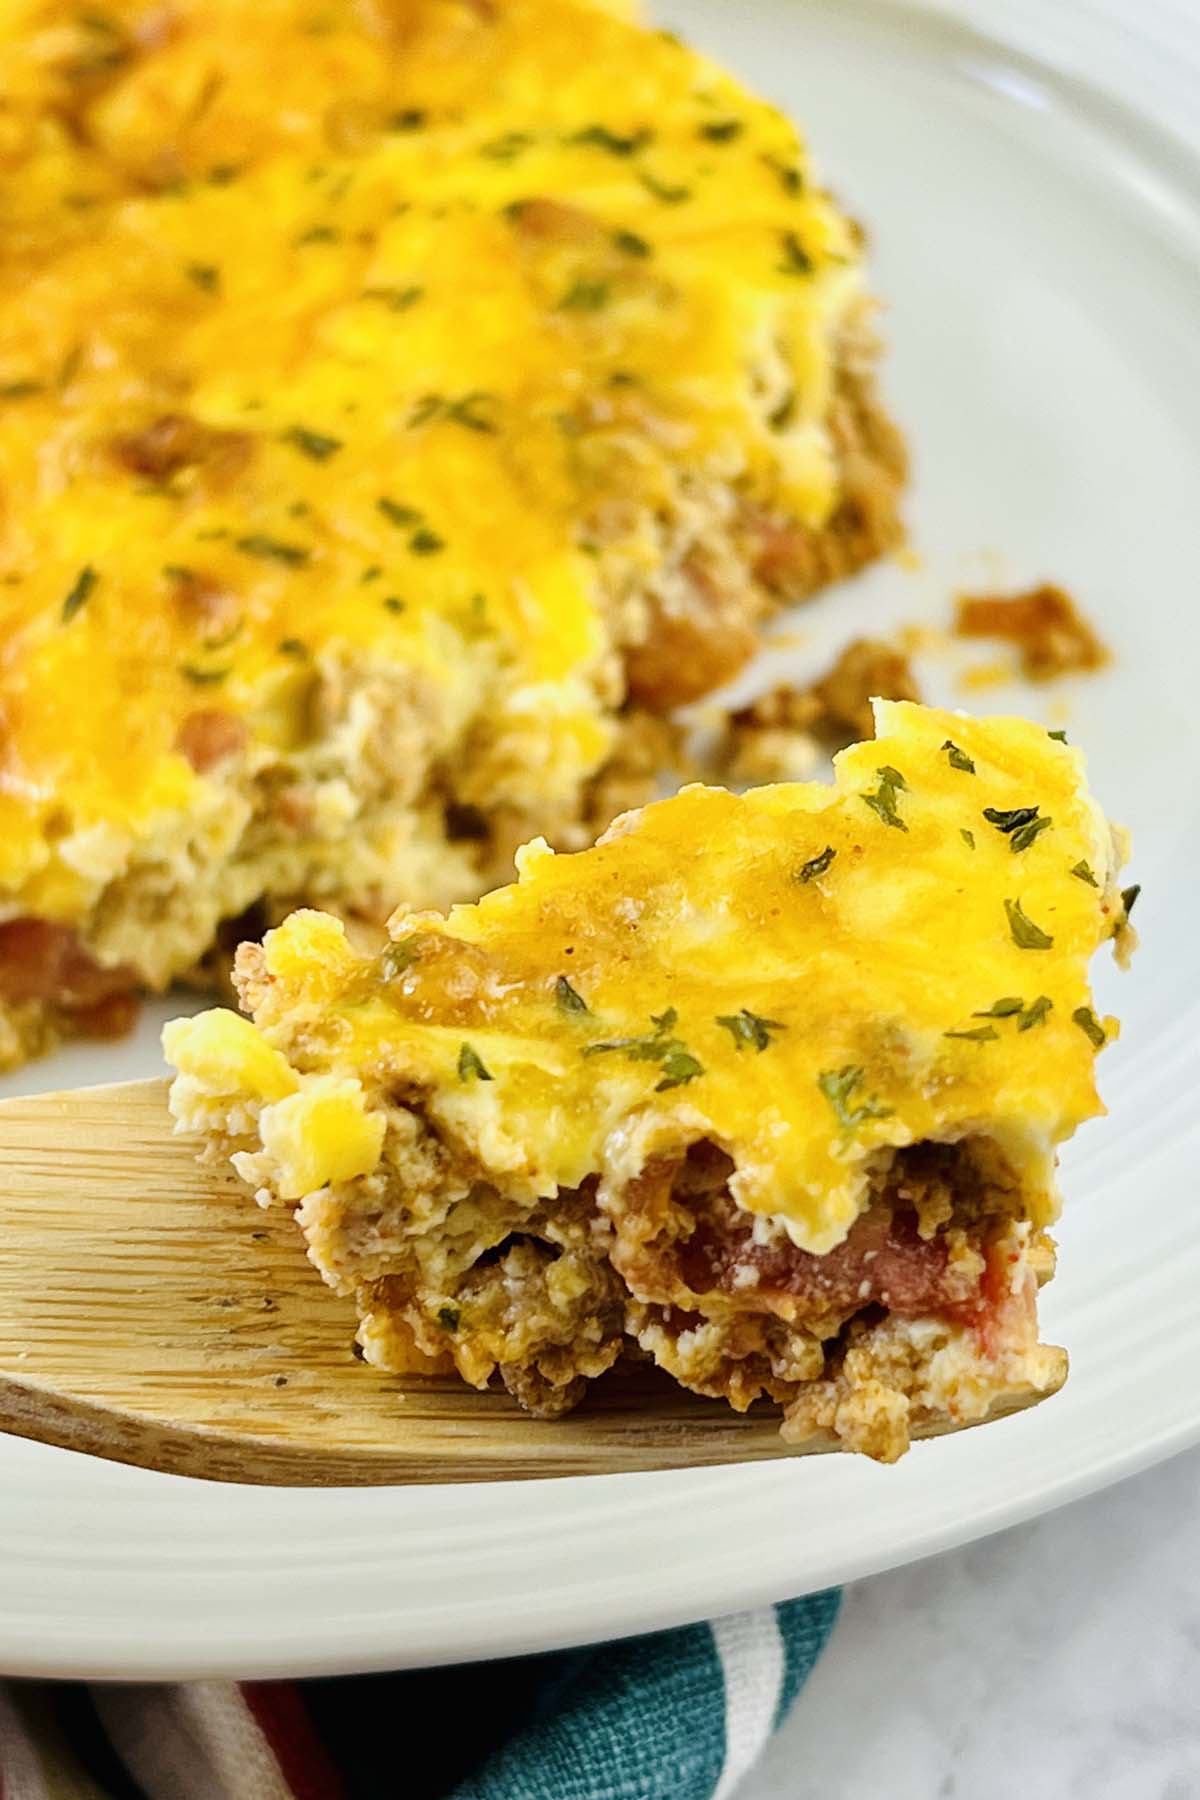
[
  {"x1": 0, "y1": 0, "x2": 865, "y2": 913},
  {"x1": 166, "y1": 703, "x2": 1128, "y2": 1252}
]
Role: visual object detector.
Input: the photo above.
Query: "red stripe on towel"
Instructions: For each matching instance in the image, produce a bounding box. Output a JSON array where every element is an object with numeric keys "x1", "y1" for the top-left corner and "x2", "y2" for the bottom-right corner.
[{"x1": 240, "y1": 1684, "x2": 348, "y2": 1800}]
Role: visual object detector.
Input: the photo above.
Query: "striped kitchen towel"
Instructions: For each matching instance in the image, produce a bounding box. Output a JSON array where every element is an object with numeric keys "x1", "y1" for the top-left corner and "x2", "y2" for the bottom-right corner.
[{"x1": 0, "y1": 1591, "x2": 839, "y2": 1799}]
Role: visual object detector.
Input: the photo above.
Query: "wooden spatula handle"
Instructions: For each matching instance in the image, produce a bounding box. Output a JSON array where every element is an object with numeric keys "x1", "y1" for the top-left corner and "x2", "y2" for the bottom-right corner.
[{"x1": 0, "y1": 1080, "x2": 1051, "y2": 1485}]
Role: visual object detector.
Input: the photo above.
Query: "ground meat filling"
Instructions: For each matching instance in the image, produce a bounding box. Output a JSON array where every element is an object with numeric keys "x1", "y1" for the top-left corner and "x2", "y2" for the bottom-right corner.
[
  {"x1": 0, "y1": 917, "x2": 137, "y2": 1013},
  {"x1": 605, "y1": 1142, "x2": 998, "y2": 1333},
  {"x1": 355, "y1": 1129, "x2": 1032, "y2": 1427}
]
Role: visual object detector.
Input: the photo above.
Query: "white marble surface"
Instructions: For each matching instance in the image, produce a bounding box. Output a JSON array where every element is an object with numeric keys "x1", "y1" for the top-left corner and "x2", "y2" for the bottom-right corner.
[{"x1": 742, "y1": 1446, "x2": 1200, "y2": 1800}]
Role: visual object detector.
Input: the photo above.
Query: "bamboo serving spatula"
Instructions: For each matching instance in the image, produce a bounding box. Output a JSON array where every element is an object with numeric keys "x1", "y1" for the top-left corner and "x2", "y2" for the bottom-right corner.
[{"x1": 0, "y1": 1079, "x2": 1051, "y2": 1486}]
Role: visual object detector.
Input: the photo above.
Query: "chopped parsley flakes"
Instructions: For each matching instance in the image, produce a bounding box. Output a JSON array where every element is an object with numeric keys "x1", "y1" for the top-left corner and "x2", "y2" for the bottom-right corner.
[
  {"x1": 1071, "y1": 860, "x2": 1099, "y2": 887},
  {"x1": 1072, "y1": 1006, "x2": 1107, "y2": 1048},
  {"x1": 457, "y1": 1042, "x2": 493, "y2": 1083},
  {"x1": 555, "y1": 975, "x2": 590, "y2": 1017},
  {"x1": 234, "y1": 534, "x2": 309, "y2": 566},
  {"x1": 283, "y1": 425, "x2": 342, "y2": 461},
  {"x1": 613, "y1": 229, "x2": 652, "y2": 258},
  {"x1": 818, "y1": 1065, "x2": 892, "y2": 1132},
  {"x1": 436, "y1": 1304, "x2": 461, "y2": 1332},
  {"x1": 973, "y1": 996, "x2": 1024, "y2": 1018},
  {"x1": 861, "y1": 765, "x2": 908, "y2": 832},
  {"x1": 942, "y1": 740, "x2": 975, "y2": 774},
  {"x1": 362, "y1": 285, "x2": 424, "y2": 311},
  {"x1": 637, "y1": 170, "x2": 692, "y2": 204},
  {"x1": 409, "y1": 391, "x2": 498, "y2": 433},
  {"x1": 1018, "y1": 995, "x2": 1053, "y2": 1031},
  {"x1": 797, "y1": 845, "x2": 836, "y2": 884},
  {"x1": 570, "y1": 124, "x2": 652, "y2": 156},
  {"x1": 1005, "y1": 897, "x2": 1054, "y2": 950},
  {"x1": 983, "y1": 805, "x2": 1052, "y2": 853},
  {"x1": 698, "y1": 118, "x2": 743, "y2": 142},
  {"x1": 61, "y1": 564, "x2": 97, "y2": 623},
  {"x1": 584, "y1": 1007, "x2": 704, "y2": 1091},
  {"x1": 409, "y1": 527, "x2": 445, "y2": 555},
  {"x1": 377, "y1": 497, "x2": 422, "y2": 528},
  {"x1": 944, "y1": 1024, "x2": 998, "y2": 1043},
  {"x1": 778, "y1": 231, "x2": 814, "y2": 276},
  {"x1": 559, "y1": 277, "x2": 611, "y2": 312},
  {"x1": 716, "y1": 1009, "x2": 785, "y2": 1052},
  {"x1": 380, "y1": 937, "x2": 420, "y2": 979}
]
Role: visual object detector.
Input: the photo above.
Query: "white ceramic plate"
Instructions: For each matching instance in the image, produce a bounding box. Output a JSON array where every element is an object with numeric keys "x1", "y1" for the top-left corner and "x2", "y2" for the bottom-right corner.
[{"x1": 3, "y1": 0, "x2": 1199, "y2": 1680}]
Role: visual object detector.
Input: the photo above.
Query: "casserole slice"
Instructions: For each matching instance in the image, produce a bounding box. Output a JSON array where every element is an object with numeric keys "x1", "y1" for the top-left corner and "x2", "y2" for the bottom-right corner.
[
  {"x1": 165, "y1": 703, "x2": 1132, "y2": 1460},
  {"x1": 0, "y1": 0, "x2": 904, "y2": 1069}
]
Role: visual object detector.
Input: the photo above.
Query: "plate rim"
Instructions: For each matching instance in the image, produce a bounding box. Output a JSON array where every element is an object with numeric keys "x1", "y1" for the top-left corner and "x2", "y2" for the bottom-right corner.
[{"x1": 3, "y1": 0, "x2": 1200, "y2": 1678}]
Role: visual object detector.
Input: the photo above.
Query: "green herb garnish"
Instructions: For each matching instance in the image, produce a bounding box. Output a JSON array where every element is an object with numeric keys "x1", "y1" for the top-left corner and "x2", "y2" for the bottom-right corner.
[
  {"x1": 613, "y1": 229, "x2": 651, "y2": 258},
  {"x1": 1072, "y1": 1006, "x2": 1107, "y2": 1048},
  {"x1": 480, "y1": 130, "x2": 534, "y2": 161},
  {"x1": 637, "y1": 170, "x2": 692, "y2": 204},
  {"x1": 716, "y1": 1009, "x2": 785, "y2": 1053},
  {"x1": 388, "y1": 108, "x2": 427, "y2": 132},
  {"x1": 234, "y1": 534, "x2": 309, "y2": 566},
  {"x1": 383, "y1": 596, "x2": 405, "y2": 614},
  {"x1": 698, "y1": 119, "x2": 743, "y2": 142},
  {"x1": 380, "y1": 937, "x2": 419, "y2": 979},
  {"x1": 767, "y1": 389, "x2": 797, "y2": 431},
  {"x1": 362, "y1": 284, "x2": 424, "y2": 311},
  {"x1": 409, "y1": 391, "x2": 498, "y2": 433},
  {"x1": 973, "y1": 996, "x2": 1024, "y2": 1018},
  {"x1": 409, "y1": 528, "x2": 444, "y2": 555},
  {"x1": 761, "y1": 153, "x2": 803, "y2": 194},
  {"x1": 779, "y1": 231, "x2": 814, "y2": 276},
  {"x1": 584, "y1": 1007, "x2": 704, "y2": 1091},
  {"x1": 798, "y1": 849, "x2": 834, "y2": 892},
  {"x1": 295, "y1": 225, "x2": 340, "y2": 245},
  {"x1": 283, "y1": 425, "x2": 342, "y2": 461},
  {"x1": 570, "y1": 124, "x2": 652, "y2": 156},
  {"x1": 862, "y1": 765, "x2": 908, "y2": 832},
  {"x1": 279, "y1": 637, "x2": 307, "y2": 657},
  {"x1": 1005, "y1": 898, "x2": 1054, "y2": 950},
  {"x1": 179, "y1": 663, "x2": 229, "y2": 685},
  {"x1": 436, "y1": 1304, "x2": 460, "y2": 1332},
  {"x1": 1121, "y1": 883, "x2": 1141, "y2": 918},
  {"x1": 457, "y1": 1042, "x2": 493, "y2": 1083},
  {"x1": 797, "y1": 845, "x2": 836, "y2": 884},
  {"x1": 1010, "y1": 814, "x2": 1053, "y2": 854},
  {"x1": 942, "y1": 740, "x2": 975, "y2": 774},
  {"x1": 944, "y1": 1025, "x2": 998, "y2": 1043},
  {"x1": 817, "y1": 1065, "x2": 892, "y2": 1132},
  {"x1": 1071, "y1": 861, "x2": 1099, "y2": 887},
  {"x1": 555, "y1": 975, "x2": 590, "y2": 1017},
  {"x1": 61, "y1": 564, "x2": 97, "y2": 623},
  {"x1": 961, "y1": 828, "x2": 976, "y2": 849},
  {"x1": 558, "y1": 277, "x2": 611, "y2": 312},
  {"x1": 377, "y1": 496, "x2": 422, "y2": 528},
  {"x1": 983, "y1": 805, "x2": 1039, "y2": 836},
  {"x1": 1048, "y1": 729, "x2": 1068, "y2": 743},
  {"x1": 185, "y1": 262, "x2": 220, "y2": 292},
  {"x1": 1018, "y1": 995, "x2": 1053, "y2": 1031}
]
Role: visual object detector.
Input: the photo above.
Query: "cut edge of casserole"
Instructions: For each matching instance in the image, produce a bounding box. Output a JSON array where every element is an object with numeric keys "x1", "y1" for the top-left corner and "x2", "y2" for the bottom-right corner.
[
  {"x1": 164, "y1": 702, "x2": 1133, "y2": 1461},
  {"x1": 0, "y1": 0, "x2": 906, "y2": 1073}
]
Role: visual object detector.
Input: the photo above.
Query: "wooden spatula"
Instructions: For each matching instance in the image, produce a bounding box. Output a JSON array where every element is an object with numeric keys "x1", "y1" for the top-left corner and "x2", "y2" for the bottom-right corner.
[{"x1": 0, "y1": 1079, "x2": 1053, "y2": 1486}]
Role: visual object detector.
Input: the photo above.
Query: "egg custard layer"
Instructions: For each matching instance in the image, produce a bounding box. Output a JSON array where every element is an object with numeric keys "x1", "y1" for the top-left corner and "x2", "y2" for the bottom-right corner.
[
  {"x1": 0, "y1": 0, "x2": 905, "y2": 1070},
  {"x1": 165, "y1": 703, "x2": 1132, "y2": 1461}
]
